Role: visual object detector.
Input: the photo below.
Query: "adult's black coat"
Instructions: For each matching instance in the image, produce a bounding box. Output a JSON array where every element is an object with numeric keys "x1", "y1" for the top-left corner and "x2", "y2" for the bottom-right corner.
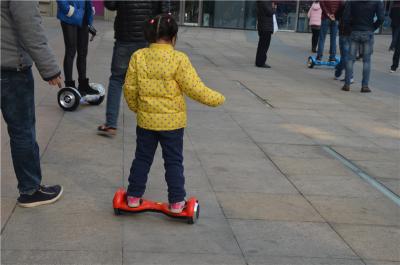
[
  {"x1": 104, "y1": 1, "x2": 175, "y2": 42},
  {"x1": 256, "y1": 1, "x2": 274, "y2": 32}
]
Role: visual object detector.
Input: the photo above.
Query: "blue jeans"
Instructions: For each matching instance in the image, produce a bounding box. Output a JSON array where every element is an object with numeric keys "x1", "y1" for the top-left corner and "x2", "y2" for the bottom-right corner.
[
  {"x1": 1, "y1": 69, "x2": 41, "y2": 194},
  {"x1": 335, "y1": 36, "x2": 351, "y2": 78},
  {"x1": 317, "y1": 19, "x2": 338, "y2": 60},
  {"x1": 105, "y1": 41, "x2": 146, "y2": 128},
  {"x1": 127, "y1": 127, "x2": 186, "y2": 203},
  {"x1": 346, "y1": 31, "x2": 374, "y2": 87}
]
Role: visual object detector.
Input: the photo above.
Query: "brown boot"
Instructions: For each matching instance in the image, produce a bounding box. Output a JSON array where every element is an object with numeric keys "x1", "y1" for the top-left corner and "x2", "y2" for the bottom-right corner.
[
  {"x1": 361, "y1": 87, "x2": 371, "y2": 93},
  {"x1": 341, "y1": 85, "x2": 350, "y2": 91}
]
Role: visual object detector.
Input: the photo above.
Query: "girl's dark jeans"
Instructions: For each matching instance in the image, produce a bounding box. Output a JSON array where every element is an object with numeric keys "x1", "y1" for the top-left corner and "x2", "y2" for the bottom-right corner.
[{"x1": 127, "y1": 127, "x2": 186, "y2": 203}]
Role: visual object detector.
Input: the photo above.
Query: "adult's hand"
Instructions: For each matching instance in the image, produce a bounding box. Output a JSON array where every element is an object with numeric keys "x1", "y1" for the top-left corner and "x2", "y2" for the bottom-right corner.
[
  {"x1": 48, "y1": 76, "x2": 63, "y2": 87},
  {"x1": 328, "y1": 13, "x2": 335, "y2": 21}
]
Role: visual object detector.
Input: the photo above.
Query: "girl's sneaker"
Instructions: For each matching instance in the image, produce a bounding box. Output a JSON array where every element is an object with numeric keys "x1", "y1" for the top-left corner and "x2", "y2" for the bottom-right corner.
[
  {"x1": 170, "y1": 201, "x2": 186, "y2": 214},
  {"x1": 127, "y1": 196, "x2": 141, "y2": 208}
]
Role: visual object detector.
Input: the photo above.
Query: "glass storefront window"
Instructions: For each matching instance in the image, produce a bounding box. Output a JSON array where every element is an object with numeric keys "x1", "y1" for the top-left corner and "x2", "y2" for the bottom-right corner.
[
  {"x1": 297, "y1": 1, "x2": 312, "y2": 33},
  {"x1": 275, "y1": 0, "x2": 297, "y2": 31}
]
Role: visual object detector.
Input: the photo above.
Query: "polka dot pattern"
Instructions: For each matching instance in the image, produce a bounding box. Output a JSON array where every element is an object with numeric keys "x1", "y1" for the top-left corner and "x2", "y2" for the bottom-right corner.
[{"x1": 123, "y1": 43, "x2": 225, "y2": 131}]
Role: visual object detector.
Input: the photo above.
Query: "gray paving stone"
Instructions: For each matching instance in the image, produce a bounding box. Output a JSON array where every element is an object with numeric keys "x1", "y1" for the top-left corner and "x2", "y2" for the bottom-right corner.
[
  {"x1": 331, "y1": 146, "x2": 400, "y2": 162},
  {"x1": 198, "y1": 154, "x2": 297, "y2": 194},
  {"x1": 289, "y1": 175, "x2": 383, "y2": 198},
  {"x1": 355, "y1": 160, "x2": 399, "y2": 179},
  {"x1": 307, "y1": 196, "x2": 400, "y2": 226},
  {"x1": 271, "y1": 157, "x2": 355, "y2": 177},
  {"x1": 1, "y1": 197, "x2": 16, "y2": 231},
  {"x1": 260, "y1": 143, "x2": 332, "y2": 159},
  {"x1": 123, "y1": 252, "x2": 246, "y2": 265},
  {"x1": 1, "y1": 250, "x2": 122, "y2": 265},
  {"x1": 122, "y1": 217, "x2": 241, "y2": 254},
  {"x1": 365, "y1": 260, "x2": 400, "y2": 265},
  {"x1": 230, "y1": 219, "x2": 358, "y2": 259},
  {"x1": 2, "y1": 210, "x2": 122, "y2": 251},
  {"x1": 217, "y1": 192, "x2": 323, "y2": 222},
  {"x1": 334, "y1": 224, "x2": 400, "y2": 261},
  {"x1": 247, "y1": 256, "x2": 364, "y2": 265}
]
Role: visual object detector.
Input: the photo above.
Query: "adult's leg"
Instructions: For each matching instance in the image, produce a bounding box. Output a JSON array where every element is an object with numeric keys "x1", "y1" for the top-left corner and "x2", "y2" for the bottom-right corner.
[
  {"x1": 255, "y1": 30, "x2": 270, "y2": 66},
  {"x1": 361, "y1": 32, "x2": 374, "y2": 88},
  {"x1": 345, "y1": 35, "x2": 358, "y2": 86},
  {"x1": 159, "y1": 129, "x2": 186, "y2": 203},
  {"x1": 105, "y1": 41, "x2": 146, "y2": 128},
  {"x1": 335, "y1": 36, "x2": 345, "y2": 77},
  {"x1": 391, "y1": 29, "x2": 400, "y2": 71},
  {"x1": 127, "y1": 127, "x2": 158, "y2": 197},
  {"x1": 76, "y1": 19, "x2": 89, "y2": 80},
  {"x1": 0, "y1": 69, "x2": 41, "y2": 194},
  {"x1": 61, "y1": 22, "x2": 77, "y2": 82},
  {"x1": 329, "y1": 20, "x2": 338, "y2": 60},
  {"x1": 317, "y1": 19, "x2": 329, "y2": 59}
]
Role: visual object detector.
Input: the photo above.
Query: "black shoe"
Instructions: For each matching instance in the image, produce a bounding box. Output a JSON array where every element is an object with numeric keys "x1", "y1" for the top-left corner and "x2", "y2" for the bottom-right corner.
[
  {"x1": 361, "y1": 87, "x2": 371, "y2": 93},
  {"x1": 341, "y1": 85, "x2": 350, "y2": 91},
  {"x1": 18, "y1": 185, "x2": 63, "y2": 208},
  {"x1": 78, "y1": 78, "x2": 99, "y2": 96},
  {"x1": 316, "y1": 56, "x2": 322, "y2": 61},
  {"x1": 256, "y1": 64, "x2": 271, "y2": 68},
  {"x1": 312, "y1": 48, "x2": 317, "y2": 53},
  {"x1": 65, "y1": 80, "x2": 76, "y2": 88}
]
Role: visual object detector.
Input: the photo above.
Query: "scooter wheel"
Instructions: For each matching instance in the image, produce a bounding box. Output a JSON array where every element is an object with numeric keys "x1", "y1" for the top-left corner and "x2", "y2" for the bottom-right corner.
[
  {"x1": 58, "y1": 87, "x2": 81, "y2": 111},
  {"x1": 88, "y1": 95, "x2": 105, "y2": 106},
  {"x1": 187, "y1": 202, "x2": 200, "y2": 225},
  {"x1": 307, "y1": 57, "x2": 315, "y2": 69},
  {"x1": 114, "y1": 208, "x2": 122, "y2": 215}
]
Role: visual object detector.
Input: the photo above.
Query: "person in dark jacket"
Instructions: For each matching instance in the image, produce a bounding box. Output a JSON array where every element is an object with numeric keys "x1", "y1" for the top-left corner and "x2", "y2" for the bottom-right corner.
[
  {"x1": 389, "y1": 2, "x2": 400, "y2": 51},
  {"x1": 1, "y1": 0, "x2": 63, "y2": 207},
  {"x1": 342, "y1": 0, "x2": 384, "y2": 92},
  {"x1": 57, "y1": 0, "x2": 98, "y2": 95},
  {"x1": 390, "y1": 3, "x2": 400, "y2": 72},
  {"x1": 334, "y1": 1, "x2": 352, "y2": 82},
  {"x1": 316, "y1": 0, "x2": 342, "y2": 61},
  {"x1": 98, "y1": 1, "x2": 172, "y2": 135},
  {"x1": 255, "y1": 1, "x2": 275, "y2": 68}
]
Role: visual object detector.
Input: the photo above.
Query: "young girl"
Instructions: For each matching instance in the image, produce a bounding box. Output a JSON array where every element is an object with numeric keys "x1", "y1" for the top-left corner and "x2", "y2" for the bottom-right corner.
[{"x1": 123, "y1": 14, "x2": 225, "y2": 213}]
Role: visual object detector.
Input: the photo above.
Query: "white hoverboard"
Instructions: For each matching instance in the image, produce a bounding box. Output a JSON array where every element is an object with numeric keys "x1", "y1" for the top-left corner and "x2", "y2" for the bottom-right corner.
[{"x1": 57, "y1": 83, "x2": 105, "y2": 111}]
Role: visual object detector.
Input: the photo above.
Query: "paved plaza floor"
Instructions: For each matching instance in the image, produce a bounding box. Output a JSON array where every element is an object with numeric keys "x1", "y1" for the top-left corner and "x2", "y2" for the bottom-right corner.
[{"x1": 1, "y1": 18, "x2": 399, "y2": 265}]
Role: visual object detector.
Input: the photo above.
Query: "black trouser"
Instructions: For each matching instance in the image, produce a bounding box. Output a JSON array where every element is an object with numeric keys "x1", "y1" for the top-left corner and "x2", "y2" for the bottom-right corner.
[
  {"x1": 311, "y1": 27, "x2": 320, "y2": 51},
  {"x1": 61, "y1": 20, "x2": 89, "y2": 82},
  {"x1": 255, "y1": 30, "x2": 272, "y2": 67},
  {"x1": 392, "y1": 28, "x2": 400, "y2": 71}
]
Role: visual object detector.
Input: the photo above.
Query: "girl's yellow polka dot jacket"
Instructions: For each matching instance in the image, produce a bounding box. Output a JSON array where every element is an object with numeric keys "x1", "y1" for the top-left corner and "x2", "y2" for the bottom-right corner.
[{"x1": 123, "y1": 43, "x2": 226, "y2": 131}]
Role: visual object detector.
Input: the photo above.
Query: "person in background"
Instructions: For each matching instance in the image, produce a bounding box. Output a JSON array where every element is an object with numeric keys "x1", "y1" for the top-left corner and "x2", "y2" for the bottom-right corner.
[
  {"x1": 1, "y1": 0, "x2": 63, "y2": 207},
  {"x1": 316, "y1": 0, "x2": 342, "y2": 61},
  {"x1": 97, "y1": 1, "x2": 172, "y2": 136},
  {"x1": 57, "y1": 0, "x2": 99, "y2": 95},
  {"x1": 342, "y1": 0, "x2": 384, "y2": 92},
  {"x1": 255, "y1": 1, "x2": 276, "y2": 68},
  {"x1": 334, "y1": 1, "x2": 353, "y2": 83},
  {"x1": 389, "y1": 2, "x2": 400, "y2": 52},
  {"x1": 308, "y1": 1, "x2": 322, "y2": 53}
]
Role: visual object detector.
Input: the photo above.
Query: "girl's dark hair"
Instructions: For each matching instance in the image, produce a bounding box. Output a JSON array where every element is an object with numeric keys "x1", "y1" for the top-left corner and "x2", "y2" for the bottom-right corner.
[{"x1": 144, "y1": 14, "x2": 178, "y2": 43}]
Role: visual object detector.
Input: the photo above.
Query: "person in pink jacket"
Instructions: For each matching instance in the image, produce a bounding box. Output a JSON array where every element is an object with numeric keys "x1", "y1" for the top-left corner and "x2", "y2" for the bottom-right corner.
[{"x1": 308, "y1": 1, "x2": 322, "y2": 53}]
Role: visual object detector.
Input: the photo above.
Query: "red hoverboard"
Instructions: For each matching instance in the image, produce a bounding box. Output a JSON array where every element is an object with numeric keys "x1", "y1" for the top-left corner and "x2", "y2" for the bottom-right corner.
[{"x1": 113, "y1": 188, "x2": 200, "y2": 224}]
